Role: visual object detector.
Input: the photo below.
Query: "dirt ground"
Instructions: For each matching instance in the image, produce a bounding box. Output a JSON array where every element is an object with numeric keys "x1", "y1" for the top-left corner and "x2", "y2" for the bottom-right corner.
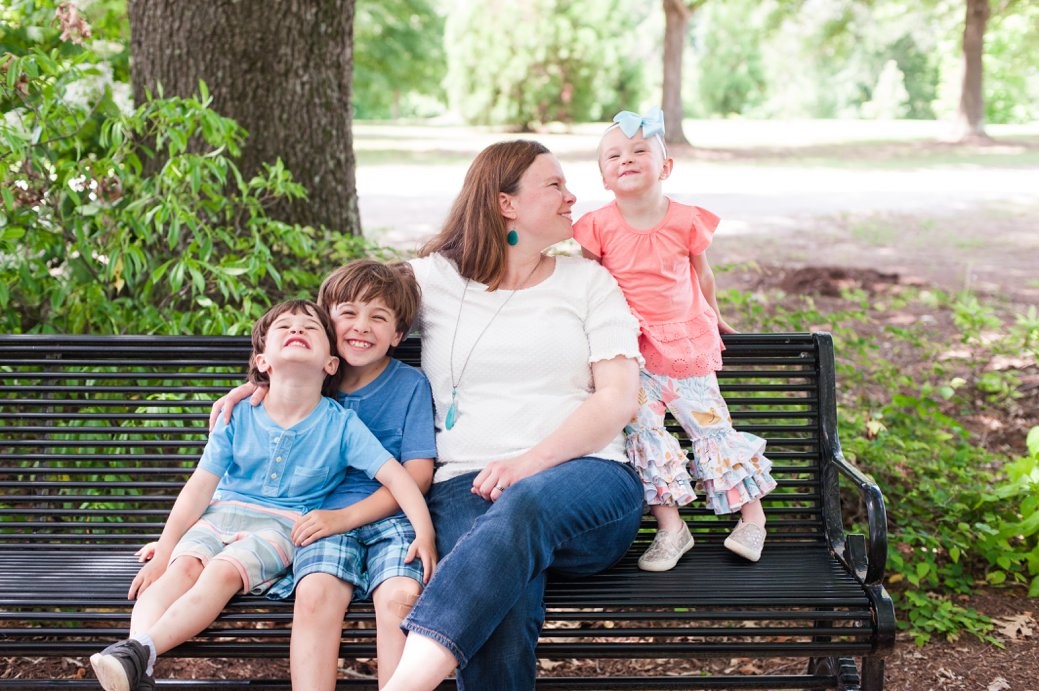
[{"x1": 5, "y1": 133, "x2": 1038, "y2": 689}]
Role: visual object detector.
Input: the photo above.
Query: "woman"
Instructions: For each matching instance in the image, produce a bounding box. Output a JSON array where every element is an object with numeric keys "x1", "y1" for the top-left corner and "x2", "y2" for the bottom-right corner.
[{"x1": 381, "y1": 140, "x2": 645, "y2": 690}]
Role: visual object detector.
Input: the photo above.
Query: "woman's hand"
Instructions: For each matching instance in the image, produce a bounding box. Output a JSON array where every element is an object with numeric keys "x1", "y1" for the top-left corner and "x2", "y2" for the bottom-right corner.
[
  {"x1": 208, "y1": 382, "x2": 263, "y2": 429},
  {"x1": 471, "y1": 453, "x2": 545, "y2": 502},
  {"x1": 470, "y1": 355, "x2": 639, "y2": 502}
]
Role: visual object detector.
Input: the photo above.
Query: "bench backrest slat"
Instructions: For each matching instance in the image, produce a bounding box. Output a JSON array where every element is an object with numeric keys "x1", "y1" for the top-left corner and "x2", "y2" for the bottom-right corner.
[{"x1": 1, "y1": 333, "x2": 831, "y2": 546}]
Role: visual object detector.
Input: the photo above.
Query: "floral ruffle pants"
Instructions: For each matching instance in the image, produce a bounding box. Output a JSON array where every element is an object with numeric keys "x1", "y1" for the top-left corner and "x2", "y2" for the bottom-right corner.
[{"x1": 625, "y1": 369, "x2": 777, "y2": 514}]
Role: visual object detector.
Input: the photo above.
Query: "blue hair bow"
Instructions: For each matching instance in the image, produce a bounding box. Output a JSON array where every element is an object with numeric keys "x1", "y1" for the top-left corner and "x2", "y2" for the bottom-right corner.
[{"x1": 612, "y1": 107, "x2": 665, "y2": 139}]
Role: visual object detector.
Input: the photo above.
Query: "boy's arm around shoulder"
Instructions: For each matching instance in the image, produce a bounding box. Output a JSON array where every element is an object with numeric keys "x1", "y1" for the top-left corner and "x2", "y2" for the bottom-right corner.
[
  {"x1": 210, "y1": 382, "x2": 262, "y2": 429},
  {"x1": 129, "y1": 467, "x2": 221, "y2": 599},
  {"x1": 374, "y1": 459, "x2": 437, "y2": 583},
  {"x1": 291, "y1": 457, "x2": 433, "y2": 546},
  {"x1": 293, "y1": 371, "x2": 436, "y2": 544}
]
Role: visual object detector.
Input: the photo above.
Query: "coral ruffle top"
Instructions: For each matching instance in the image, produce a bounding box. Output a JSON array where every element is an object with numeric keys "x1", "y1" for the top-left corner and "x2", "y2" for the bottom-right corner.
[{"x1": 573, "y1": 200, "x2": 724, "y2": 378}]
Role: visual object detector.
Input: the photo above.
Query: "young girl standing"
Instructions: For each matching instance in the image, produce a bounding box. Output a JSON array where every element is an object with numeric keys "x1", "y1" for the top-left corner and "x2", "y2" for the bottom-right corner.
[{"x1": 574, "y1": 108, "x2": 776, "y2": 571}]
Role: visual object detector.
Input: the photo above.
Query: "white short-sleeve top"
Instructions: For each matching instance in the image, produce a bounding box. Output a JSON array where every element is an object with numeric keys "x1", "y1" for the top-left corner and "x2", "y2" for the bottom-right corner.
[{"x1": 410, "y1": 253, "x2": 641, "y2": 482}]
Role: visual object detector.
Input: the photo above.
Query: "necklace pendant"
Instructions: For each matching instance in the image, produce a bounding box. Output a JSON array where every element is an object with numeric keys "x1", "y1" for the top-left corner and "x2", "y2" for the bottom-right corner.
[{"x1": 445, "y1": 388, "x2": 459, "y2": 430}]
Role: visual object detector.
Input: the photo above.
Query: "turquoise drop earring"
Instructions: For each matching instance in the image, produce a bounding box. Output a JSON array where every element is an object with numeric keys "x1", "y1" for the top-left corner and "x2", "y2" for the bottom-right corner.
[{"x1": 506, "y1": 228, "x2": 519, "y2": 246}]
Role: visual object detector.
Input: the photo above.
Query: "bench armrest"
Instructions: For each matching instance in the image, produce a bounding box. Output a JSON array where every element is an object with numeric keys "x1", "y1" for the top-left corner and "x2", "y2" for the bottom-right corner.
[
  {"x1": 828, "y1": 447, "x2": 888, "y2": 586},
  {"x1": 814, "y1": 332, "x2": 889, "y2": 587}
]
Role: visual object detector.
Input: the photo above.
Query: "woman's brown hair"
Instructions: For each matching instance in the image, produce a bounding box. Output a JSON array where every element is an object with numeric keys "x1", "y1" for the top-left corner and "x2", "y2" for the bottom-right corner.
[{"x1": 419, "y1": 140, "x2": 550, "y2": 290}]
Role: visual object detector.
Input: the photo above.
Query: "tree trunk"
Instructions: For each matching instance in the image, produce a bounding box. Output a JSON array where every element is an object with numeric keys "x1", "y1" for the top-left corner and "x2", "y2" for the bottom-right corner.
[
  {"x1": 129, "y1": 0, "x2": 361, "y2": 234},
  {"x1": 955, "y1": 0, "x2": 991, "y2": 142},
  {"x1": 662, "y1": 0, "x2": 692, "y2": 146}
]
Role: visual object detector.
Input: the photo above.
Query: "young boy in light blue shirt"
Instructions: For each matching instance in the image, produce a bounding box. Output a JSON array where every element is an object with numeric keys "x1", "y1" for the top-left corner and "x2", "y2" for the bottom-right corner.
[{"x1": 90, "y1": 299, "x2": 436, "y2": 691}]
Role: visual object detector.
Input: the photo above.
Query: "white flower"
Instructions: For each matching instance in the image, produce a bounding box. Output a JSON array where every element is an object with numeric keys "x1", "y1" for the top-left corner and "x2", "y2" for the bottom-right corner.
[
  {"x1": 111, "y1": 82, "x2": 134, "y2": 115},
  {"x1": 2, "y1": 109, "x2": 29, "y2": 137}
]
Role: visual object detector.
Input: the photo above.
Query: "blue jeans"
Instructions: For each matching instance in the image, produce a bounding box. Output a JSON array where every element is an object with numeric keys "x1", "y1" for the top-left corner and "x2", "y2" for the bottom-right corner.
[{"x1": 401, "y1": 457, "x2": 643, "y2": 691}]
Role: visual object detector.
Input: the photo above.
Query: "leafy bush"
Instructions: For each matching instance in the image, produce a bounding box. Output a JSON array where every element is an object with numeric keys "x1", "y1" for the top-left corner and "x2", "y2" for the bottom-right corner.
[
  {"x1": 719, "y1": 277, "x2": 1038, "y2": 644},
  {"x1": 2, "y1": 4, "x2": 378, "y2": 335}
]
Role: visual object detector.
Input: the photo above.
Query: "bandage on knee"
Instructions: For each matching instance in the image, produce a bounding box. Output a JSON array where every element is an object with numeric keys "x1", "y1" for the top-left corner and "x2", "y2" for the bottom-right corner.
[{"x1": 387, "y1": 589, "x2": 420, "y2": 618}]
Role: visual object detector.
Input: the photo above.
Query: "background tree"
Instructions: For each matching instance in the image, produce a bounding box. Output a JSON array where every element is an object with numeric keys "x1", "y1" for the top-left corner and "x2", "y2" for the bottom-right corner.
[
  {"x1": 661, "y1": 0, "x2": 705, "y2": 146},
  {"x1": 956, "y1": 0, "x2": 990, "y2": 141},
  {"x1": 949, "y1": 0, "x2": 1039, "y2": 141},
  {"x1": 128, "y1": 0, "x2": 361, "y2": 234}
]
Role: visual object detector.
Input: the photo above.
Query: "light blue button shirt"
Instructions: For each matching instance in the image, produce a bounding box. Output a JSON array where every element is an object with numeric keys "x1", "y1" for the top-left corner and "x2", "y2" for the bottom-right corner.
[{"x1": 199, "y1": 396, "x2": 391, "y2": 513}]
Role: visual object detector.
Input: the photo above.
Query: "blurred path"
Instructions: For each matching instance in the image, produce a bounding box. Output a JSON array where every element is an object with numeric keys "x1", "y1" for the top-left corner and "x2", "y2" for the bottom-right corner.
[
  {"x1": 355, "y1": 120, "x2": 1039, "y2": 300},
  {"x1": 359, "y1": 160, "x2": 1037, "y2": 247}
]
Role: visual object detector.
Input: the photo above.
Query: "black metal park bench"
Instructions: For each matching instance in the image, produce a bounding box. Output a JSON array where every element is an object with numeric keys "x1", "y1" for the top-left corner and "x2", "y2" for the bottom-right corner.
[{"x1": 0, "y1": 332, "x2": 895, "y2": 689}]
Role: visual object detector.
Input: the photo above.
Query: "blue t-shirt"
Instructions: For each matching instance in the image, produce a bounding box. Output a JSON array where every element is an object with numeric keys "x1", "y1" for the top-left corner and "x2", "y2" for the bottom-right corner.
[
  {"x1": 199, "y1": 396, "x2": 391, "y2": 513},
  {"x1": 323, "y1": 358, "x2": 436, "y2": 511}
]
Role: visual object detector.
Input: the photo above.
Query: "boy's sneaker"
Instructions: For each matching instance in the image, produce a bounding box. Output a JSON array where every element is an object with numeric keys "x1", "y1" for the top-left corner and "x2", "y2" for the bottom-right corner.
[
  {"x1": 90, "y1": 639, "x2": 149, "y2": 691},
  {"x1": 637, "y1": 523, "x2": 695, "y2": 572},
  {"x1": 724, "y1": 519, "x2": 766, "y2": 562}
]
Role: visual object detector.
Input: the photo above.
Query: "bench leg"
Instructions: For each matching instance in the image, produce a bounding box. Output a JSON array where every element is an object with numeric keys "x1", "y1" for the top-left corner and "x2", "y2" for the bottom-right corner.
[
  {"x1": 860, "y1": 655, "x2": 885, "y2": 691},
  {"x1": 808, "y1": 656, "x2": 863, "y2": 690}
]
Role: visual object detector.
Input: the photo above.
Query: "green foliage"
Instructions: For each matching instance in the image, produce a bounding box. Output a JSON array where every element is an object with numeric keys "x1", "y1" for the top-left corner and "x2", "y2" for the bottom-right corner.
[
  {"x1": 983, "y1": 4, "x2": 1039, "y2": 124},
  {"x1": 443, "y1": 0, "x2": 649, "y2": 129},
  {"x1": 353, "y1": 0, "x2": 447, "y2": 119},
  {"x1": 996, "y1": 426, "x2": 1039, "y2": 596},
  {"x1": 752, "y1": 1, "x2": 943, "y2": 119},
  {"x1": 901, "y1": 590, "x2": 999, "y2": 647},
  {"x1": 1, "y1": 0, "x2": 129, "y2": 65},
  {"x1": 861, "y1": 59, "x2": 911, "y2": 119},
  {"x1": 952, "y1": 292, "x2": 1002, "y2": 342},
  {"x1": 1, "y1": 5, "x2": 376, "y2": 335},
  {"x1": 719, "y1": 278, "x2": 1038, "y2": 644},
  {"x1": 694, "y1": 0, "x2": 767, "y2": 117},
  {"x1": 838, "y1": 314, "x2": 1039, "y2": 643}
]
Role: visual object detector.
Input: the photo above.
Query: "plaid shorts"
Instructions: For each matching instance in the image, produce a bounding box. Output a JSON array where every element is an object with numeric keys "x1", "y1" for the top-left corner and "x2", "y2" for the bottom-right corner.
[
  {"x1": 171, "y1": 500, "x2": 298, "y2": 595},
  {"x1": 266, "y1": 514, "x2": 422, "y2": 601}
]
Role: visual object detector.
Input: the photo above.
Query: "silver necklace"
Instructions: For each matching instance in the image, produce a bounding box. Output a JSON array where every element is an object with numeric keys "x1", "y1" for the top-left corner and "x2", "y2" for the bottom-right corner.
[{"x1": 445, "y1": 257, "x2": 542, "y2": 430}]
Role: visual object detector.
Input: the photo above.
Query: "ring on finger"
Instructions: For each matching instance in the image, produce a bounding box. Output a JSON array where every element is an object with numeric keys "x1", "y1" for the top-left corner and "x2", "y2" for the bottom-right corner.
[{"x1": 496, "y1": 485, "x2": 506, "y2": 492}]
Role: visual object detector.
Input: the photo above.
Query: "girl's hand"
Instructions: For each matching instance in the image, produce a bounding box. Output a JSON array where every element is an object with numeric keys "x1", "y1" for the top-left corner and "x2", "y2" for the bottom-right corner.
[
  {"x1": 718, "y1": 317, "x2": 738, "y2": 335},
  {"x1": 134, "y1": 542, "x2": 159, "y2": 563},
  {"x1": 291, "y1": 509, "x2": 347, "y2": 546},
  {"x1": 405, "y1": 533, "x2": 438, "y2": 583},
  {"x1": 471, "y1": 454, "x2": 545, "y2": 502},
  {"x1": 208, "y1": 382, "x2": 263, "y2": 429}
]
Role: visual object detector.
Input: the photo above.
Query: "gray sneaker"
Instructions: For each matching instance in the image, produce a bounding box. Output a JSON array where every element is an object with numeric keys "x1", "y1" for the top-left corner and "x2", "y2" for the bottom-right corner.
[
  {"x1": 724, "y1": 519, "x2": 766, "y2": 562},
  {"x1": 90, "y1": 639, "x2": 150, "y2": 691},
  {"x1": 637, "y1": 523, "x2": 695, "y2": 572}
]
